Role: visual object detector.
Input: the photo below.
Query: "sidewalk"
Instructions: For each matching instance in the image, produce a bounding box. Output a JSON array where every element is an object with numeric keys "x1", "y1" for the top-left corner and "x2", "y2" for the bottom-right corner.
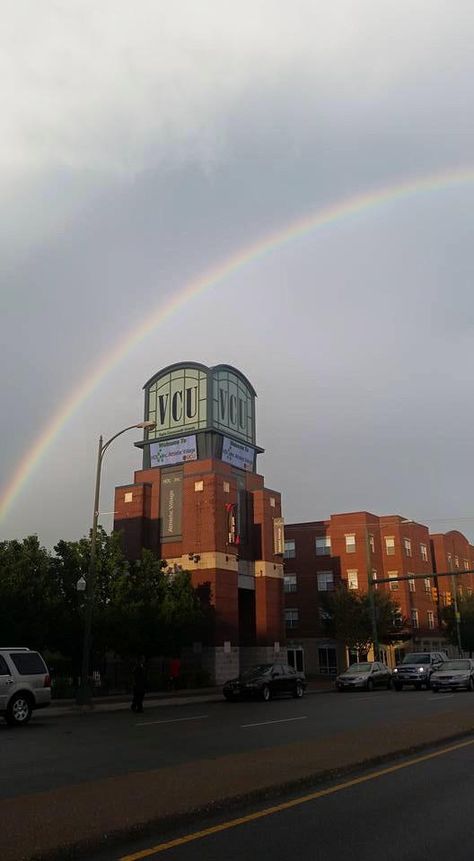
[{"x1": 48, "y1": 677, "x2": 336, "y2": 716}]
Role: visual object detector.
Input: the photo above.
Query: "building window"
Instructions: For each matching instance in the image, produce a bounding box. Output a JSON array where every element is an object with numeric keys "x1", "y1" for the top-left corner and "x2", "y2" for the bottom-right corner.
[
  {"x1": 385, "y1": 537, "x2": 395, "y2": 556},
  {"x1": 345, "y1": 534, "x2": 356, "y2": 553},
  {"x1": 194, "y1": 481, "x2": 204, "y2": 492},
  {"x1": 223, "y1": 481, "x2": 230, "y2": 493},
  {"x1": 420, "y1": 543, "x2": 428, "y2": 562},
  {"x1": 447, "y1": 553, "x2": 452, "y2": 567},
  {"x1": 270, "y1": 497, "x2": 276, "y2": 508},
  {"x1": 444, "y1": 592, "x2": 452, "y2": 606},
  {"x1": 464, "y1": 559, "x2": 470, "y2": 571},
  {"x1": 408, "y1": 577, "x2": 416, "y2": 593},
  {"x1": 458, "y1": 585, "x2": 463, "y2": 597},
  {"x1": 284, "y1": 574, "x2": 297, "y2": 594},
  {"x1": 404, "y1": 538, "x2": 412, "y2": 557},
  {"x1": 124, "y1": 492, "x2": 133, "y2": 503},
  {"x1": 424, "y1": 578, "x2": 431, "y2": 593},
  {"x1": 284, "y1": 539, "x2": 296, "y2": 559},
  {"x1": 388, "y1": 571, "x2": 399, "y2": 591},
  {"x1": 315, "y1": 536, "x2": 331, "y2": 556},
  {"x1": 285, "y1": 608, "x2": 299, "y2": 629},
  {"x1": 317, "y1": 571, "x2": 334, "y2": 592},
  {"x1": 427, "y1": 610, "x2": 435, "y2": 630},
  {"x1": 369, "y1": 534, "x2": 375, "y2": 553},
  {"x1": 347, "y1": 570, "x2": 358, "y2": 590},
  {"x1": 455, "y1": 556, "x2": 459, "y2": 568},
  {"x1": 411, "y1": 609, "x2": 419, "y2": 628}
]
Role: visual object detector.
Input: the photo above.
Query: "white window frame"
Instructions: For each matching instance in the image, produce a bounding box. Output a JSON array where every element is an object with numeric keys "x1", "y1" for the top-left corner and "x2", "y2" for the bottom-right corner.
[
  {"x1": 408, "y1": 576, "x2": 416, "y2": 593},
  {"x1": 285, "y1": 608, "x2": 299, "y2": 628},
  {"x1": 427, "y1": 610, "x2": 435, "y2": 630},
  {"x1": 347, "y1": 570, "x2": 359, "y2": 590},
  {"x1": 385, "y1": 537, "x2": 395, "y2": 556},
  {"x1": 388, "y1": 571, "x2": 399, "y2": 591},
  {"x1": 345, "y1": 534, "x2": 356, "y2": 554},
  {"x1": 404, "y1": 538, "x2": 412, "y2": 557},
  {"x1": 315, "y1": 536, "x2": 331, "y2": 556},
  {"x1": 317, "y1": 571, "x2": 334, "y2": 592},
  {"x1": 411, "y1": 608, "x2": 419, "y2": 628},
  {"x1": 424, "y1": 578, "x2": 431, "y2": 593},
  {"x1": 284, "y1": 539, "x2": 296, "y2": 559},
  {"x1": 284, "y1": 574, "x2": 297, "y2": 594},
  {"x1": 420, "y1": 543, "x2": 428, "y2": 562}
]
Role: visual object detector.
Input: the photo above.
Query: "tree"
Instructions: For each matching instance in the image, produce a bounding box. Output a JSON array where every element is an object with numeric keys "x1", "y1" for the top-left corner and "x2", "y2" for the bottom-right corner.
[
  {"x1": 0, "y1": 535, "x2": 55, "y2": 649},
  {"x1": 442, "y1": 595, "x2": 474, "y2": 656},
  {"x1": 321, "y1": 587, "x2": 406, "y2": 660}
]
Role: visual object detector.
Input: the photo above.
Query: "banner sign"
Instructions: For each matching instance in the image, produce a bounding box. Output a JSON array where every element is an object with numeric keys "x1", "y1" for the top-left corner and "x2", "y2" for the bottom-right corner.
[
  {"x1": 160, "y1": 471, "x2": 183, "y2": 539},
  {"x1": 221, "y1": 436, "x2": 254, "y2": 472},
  {"x1": 150, "y1": 436, "x2": 197, "y2": 468},
  {"x1": 273, "y1": 517, "x2": 284, "y2": 555}
]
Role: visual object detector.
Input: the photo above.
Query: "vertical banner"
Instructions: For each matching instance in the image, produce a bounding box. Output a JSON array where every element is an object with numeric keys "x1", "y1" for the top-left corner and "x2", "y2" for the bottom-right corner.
[
  {"x1": 273, "y1": 517, "x2": 284, "y2": 555},
  {"x1": 160, "y1": 470, "x2": 183, "y2": 539},
  {"x1": 225, "y1": 503, "x2": 239, "y2": 545}
]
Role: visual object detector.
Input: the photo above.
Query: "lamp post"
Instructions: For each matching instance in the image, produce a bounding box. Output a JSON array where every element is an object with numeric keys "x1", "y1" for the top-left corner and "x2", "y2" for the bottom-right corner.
[{"x1": 76, "y1": 420, "x2": 156, "y2": 706}]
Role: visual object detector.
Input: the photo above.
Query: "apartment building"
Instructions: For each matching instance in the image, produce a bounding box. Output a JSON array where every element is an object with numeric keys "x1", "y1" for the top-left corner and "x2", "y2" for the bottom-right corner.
[{"x1": 283, "y1": 512, "x2": 469, "y2": 676}]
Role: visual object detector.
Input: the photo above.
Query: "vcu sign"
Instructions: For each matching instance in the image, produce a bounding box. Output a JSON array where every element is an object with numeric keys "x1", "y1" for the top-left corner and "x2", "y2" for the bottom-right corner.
[{"x1": 144, "y1": 363, "x2": 256, "y2": 445}]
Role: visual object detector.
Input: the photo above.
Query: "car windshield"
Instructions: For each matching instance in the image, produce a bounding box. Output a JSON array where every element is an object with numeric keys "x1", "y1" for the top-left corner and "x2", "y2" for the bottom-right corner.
[
  {"x1": 240, "y1": 664, "x2": 273, "y2": 680},
  {"x1": 402, "y1": 654, "x2": 429, "y2": 664},
  {"x1": 347, "y1": 663, "x2": 372, "y2": 673},
  {"x1": 442, "y1": 660, "x2": 471, "y2": 671}
]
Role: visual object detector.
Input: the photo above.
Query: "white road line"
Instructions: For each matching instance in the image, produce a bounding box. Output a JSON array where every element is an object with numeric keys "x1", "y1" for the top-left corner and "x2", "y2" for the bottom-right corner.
[
  {"x1": 136, "y1": 714, "x2": 209, "y2": 727},
  {"x1": 241, "y1": 716, "x2": 308, "y2": 729},
  {"x1": 428, "y1": 695, "x2": 454, "y2": 701}
]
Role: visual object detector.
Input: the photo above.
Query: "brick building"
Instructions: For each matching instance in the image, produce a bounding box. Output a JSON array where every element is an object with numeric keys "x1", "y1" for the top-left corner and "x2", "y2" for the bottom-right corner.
[
  {"x1": 283, "y1": 513, "x2": 474, "y2": 676},
  {"x1": 113, "y1": 362, "x2": 285, "y2": 683}
]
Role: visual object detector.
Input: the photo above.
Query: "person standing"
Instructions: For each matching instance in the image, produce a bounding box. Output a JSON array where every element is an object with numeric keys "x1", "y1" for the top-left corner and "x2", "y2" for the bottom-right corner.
[{"x1": 131, "y1": 657, "x2": 146, "y2": 713}]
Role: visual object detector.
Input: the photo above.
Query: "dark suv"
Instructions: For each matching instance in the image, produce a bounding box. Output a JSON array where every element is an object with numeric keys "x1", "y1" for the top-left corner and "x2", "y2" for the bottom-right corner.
[{"x1": 392, "y1": 651, "x2": 447, "y2": 690}]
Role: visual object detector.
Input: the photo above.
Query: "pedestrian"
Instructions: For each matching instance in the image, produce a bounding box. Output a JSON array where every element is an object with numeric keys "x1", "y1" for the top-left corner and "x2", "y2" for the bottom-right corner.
[
  {"x1": 131, "y1": 656, "x2": 146, "y2": 713},
  {"x1": 169, "y1": 656, "x2": 181, "y2": 691}
]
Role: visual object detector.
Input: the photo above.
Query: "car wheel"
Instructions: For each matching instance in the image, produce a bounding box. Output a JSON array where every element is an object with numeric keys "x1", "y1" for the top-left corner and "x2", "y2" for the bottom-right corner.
[
  {"x1": 386, "y1": 679, "x2": 392, "y2": 690},
  {"x1": 394, "y1": 683, "x2": 403, "y2": 691},
  {"x1": 366, "y1": 679, "x2": 374, "y2": 692},
  {"x1": 468, "y1": 678, "x2": 474, "y2": 692},
  {"x1": 224, "y1": 693, "x2": 236, "y2": 702},
  {"x1": 6, "y1": 694, "x2": 33, "y2": 726},
  {"x1": 262, "y1": 684, "x2": 271, "y2": 702},
  {"x1": 431, "y1": 686, "x2": 439, "y2": 693},
  {"x1": 414, "y1": 682, "x2": 422, "y2": 691},
  {"x1": 293, "y1": 682, "x2": 304, "y2": 699}
]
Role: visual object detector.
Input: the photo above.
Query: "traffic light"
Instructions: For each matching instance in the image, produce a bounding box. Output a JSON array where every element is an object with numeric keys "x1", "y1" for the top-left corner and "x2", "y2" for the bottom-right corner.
[{"x1": 431, "y1": 587, "x2": 438, "y2": 602}]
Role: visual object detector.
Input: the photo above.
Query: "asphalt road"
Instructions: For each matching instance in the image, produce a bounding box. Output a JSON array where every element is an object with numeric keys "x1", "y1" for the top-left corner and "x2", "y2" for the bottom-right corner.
[
  {"x1": 92, "y1": 738, "x2": 474, "y2": 861},
  {"x1": 3, "y1": 687, "x2": 474, "y2": 800}
]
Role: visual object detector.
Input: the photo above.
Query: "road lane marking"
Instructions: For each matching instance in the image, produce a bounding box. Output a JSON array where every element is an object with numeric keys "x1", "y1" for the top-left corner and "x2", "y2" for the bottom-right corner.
[
  {"x1": 118, "y1": 735, "x2": 474, "y2": 860},
  {"x1": 241, "y1": 716, "x2": 308, "y2": 729},
  {"x1": 428, "y1": 695, "x2": 454, "y2": 701},
  {"x1": 136, "y1": 715, "x2": 208, "y2": 727}
]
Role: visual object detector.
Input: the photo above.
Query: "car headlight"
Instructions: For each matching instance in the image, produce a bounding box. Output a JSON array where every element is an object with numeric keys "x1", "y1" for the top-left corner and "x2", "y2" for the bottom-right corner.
[
  {"x1": 418, "y1": 667, "x2": 425, "y2": 673},
  {"x1": 393, "y1": 668, "x2": 398, "y2": 673}
]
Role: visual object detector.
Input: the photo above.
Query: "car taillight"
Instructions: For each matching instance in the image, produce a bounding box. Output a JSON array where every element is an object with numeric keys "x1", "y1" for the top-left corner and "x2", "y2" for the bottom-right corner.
[{"x1": 44, "y1": 674, "x2": 51, "y2": 687}]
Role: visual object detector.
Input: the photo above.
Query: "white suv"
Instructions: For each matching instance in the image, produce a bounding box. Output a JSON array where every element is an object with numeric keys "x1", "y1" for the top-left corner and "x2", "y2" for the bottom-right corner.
[{"x1": 0, "y1": 647, "x2": 51, "y2": 726}]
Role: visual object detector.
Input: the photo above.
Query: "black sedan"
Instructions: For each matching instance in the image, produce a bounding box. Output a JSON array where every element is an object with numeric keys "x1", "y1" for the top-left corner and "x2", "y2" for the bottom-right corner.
[{"x1": 223, "y1": 663, "x2": 306, "y2": 702}]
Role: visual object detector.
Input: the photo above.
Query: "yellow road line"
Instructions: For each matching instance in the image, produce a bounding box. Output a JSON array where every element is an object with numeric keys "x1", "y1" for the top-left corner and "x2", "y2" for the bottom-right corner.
[{"x1": 119, "y1": 736, "x2": 474, "y2": 860}]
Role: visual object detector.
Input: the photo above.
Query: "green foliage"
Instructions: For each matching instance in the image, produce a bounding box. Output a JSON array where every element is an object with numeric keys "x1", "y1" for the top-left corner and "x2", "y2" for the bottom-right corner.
[
  {"x1": 0, "y1": 530, "x2": 213, "y2": 670},
  {"x1": 442, "y1": 595, "x2": 474, "y2": 656},
  {"x1": 321, "y1": 586, "x2": 406, "y2": 654}
]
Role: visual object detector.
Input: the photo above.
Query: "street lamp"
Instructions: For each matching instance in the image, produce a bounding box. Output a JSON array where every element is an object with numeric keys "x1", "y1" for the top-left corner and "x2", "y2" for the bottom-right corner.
[{"x1": 76, "y1": 420, "x2": 156, "y2": 706}]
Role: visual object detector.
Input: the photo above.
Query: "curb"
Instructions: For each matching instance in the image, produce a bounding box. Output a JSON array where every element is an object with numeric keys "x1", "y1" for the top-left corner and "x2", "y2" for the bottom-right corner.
[{"x1": 28, "y1": 725, "x2": 474, "y2": 861}]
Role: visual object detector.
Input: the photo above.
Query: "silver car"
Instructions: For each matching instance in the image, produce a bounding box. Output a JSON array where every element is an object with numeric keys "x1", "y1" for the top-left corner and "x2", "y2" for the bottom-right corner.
[
  {"x1": 430, "y1": 659, "x2": 474, "y2": 692},
  {"x1": 336, "y1": 661, "x2": 392, "y2": 691},
  {"x1": 0, "y1": 647, "x2": 51, "y2": 726}
]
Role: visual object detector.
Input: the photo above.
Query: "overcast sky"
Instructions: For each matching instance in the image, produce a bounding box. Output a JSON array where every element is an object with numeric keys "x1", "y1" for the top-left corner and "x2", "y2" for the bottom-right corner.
[{"x1": 2, "y1": 0, "x2": 474, "y2": 547}]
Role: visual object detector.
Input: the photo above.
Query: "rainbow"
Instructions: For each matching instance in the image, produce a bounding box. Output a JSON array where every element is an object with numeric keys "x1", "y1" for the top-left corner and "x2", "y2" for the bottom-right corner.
[{"x1": 1, "y1": 164, "x2": 474, "y2": 527}]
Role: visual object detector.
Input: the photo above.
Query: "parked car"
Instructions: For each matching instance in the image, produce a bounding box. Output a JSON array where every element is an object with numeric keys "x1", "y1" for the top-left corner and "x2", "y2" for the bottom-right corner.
[
  {"x1": 0, "y1": 647, "x2": 51, "y2": 726},
  {"x1": 223, "y1": 663, "x2": 306, "y2": 702},
  {"x1": 392, "y1": 651, "x2": 447, "y2": 690},
  {"x1": 336, "y1": 661, "x2": 392, "y2": 692},
  {"x1": 430, "y1": 659, "x2": 474, "y2": 692}
]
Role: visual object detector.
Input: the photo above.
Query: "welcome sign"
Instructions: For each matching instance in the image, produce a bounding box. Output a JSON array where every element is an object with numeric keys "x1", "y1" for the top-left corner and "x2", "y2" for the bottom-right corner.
[{"x1": 144, "y1": 363, "x2": 256, "y2": 445}]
